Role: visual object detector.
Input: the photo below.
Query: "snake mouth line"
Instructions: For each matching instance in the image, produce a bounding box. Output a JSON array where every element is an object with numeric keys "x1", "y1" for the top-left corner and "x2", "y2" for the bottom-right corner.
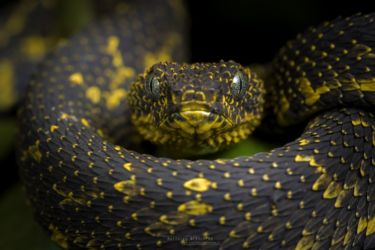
[{"x1": 160, "y1": 110, "x2": 234, "y2": 139}]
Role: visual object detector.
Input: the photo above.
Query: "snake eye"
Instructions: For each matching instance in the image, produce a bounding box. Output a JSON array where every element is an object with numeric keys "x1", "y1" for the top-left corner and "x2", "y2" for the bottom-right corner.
[
  {"x1": 145, "y1": 73, "x2": 160, "y2": 99},
  {"x1": 231, "y1": 71, "x2": 248, "y2": 98}
]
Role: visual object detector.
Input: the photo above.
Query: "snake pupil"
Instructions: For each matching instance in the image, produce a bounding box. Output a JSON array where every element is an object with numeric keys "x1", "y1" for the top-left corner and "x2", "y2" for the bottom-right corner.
[
  {"x1": 232, "y1": 71, "x2": 247, "y2": 98},
  {"x1": 146, "y1": 73, "x2": 160, "y2": 99}
]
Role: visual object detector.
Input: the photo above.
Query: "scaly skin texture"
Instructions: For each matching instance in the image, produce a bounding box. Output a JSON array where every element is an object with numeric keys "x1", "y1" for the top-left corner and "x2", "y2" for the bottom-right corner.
[
  {"x1": 17, "y1": 3, "x2": 375, "y2": 250},
  {"x1": 270, "y1": 13, "x2": 375, "y2": 125}
]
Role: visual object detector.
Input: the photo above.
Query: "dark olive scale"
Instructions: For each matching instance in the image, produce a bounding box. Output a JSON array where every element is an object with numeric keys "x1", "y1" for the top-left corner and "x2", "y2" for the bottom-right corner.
[{"x1": 17, "y1": 1, "x2": 375, "y2": 249}]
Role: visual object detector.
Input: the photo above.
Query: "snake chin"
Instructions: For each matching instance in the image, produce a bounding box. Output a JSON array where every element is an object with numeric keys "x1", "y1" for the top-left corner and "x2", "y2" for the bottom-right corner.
[{"x1": 156, "y1": 109, "x2": 258, "y2": 156}]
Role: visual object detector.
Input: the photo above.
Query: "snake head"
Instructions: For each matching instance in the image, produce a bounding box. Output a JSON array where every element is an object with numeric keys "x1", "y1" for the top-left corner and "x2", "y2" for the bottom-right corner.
[{"x1": 129, "y1": 60, "x2": 265, "y2": 154}]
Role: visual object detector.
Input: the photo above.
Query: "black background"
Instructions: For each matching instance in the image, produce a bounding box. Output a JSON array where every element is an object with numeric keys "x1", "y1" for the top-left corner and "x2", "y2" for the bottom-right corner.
[{"x1": 188, "y1": 0, "x2": 374, "y2": 64}]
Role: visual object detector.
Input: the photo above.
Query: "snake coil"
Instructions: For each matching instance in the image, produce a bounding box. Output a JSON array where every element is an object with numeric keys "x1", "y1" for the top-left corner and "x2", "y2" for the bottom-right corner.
[{"x1": 17, "y1": 1, "x2": 375, "y2": 249}]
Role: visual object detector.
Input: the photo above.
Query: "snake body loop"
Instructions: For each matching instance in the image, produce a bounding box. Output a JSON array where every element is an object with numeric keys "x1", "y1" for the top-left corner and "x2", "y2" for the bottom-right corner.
[{"x1": 17, "y1": 1, "x2": 375, "y2": 249}]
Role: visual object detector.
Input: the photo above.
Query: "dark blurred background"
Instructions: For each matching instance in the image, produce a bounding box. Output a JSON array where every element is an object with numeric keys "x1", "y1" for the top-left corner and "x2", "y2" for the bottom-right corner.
[
  {"x1": 2, "y1": 0, "x2": 374, "y2": 195},
  {"x1": 188, "y1": 0, "x2": 374, "y2": 64}
]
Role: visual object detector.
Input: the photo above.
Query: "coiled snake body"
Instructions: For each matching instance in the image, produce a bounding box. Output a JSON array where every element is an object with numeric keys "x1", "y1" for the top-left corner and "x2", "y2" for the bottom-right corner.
[{"x1": 17, "y1": 1, "x2": 375, "y2": 249}]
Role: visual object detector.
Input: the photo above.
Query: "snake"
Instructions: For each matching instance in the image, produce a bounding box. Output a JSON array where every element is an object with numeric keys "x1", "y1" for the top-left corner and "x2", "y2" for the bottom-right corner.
[{"x1": 15, "y1": 0, "x2": 375, "y2": 249}]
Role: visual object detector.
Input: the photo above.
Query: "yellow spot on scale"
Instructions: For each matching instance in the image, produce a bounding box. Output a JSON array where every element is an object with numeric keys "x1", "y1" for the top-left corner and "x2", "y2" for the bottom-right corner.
[
  {"x1": 229, "y1": 230, "x2": 239, "y2": 238},
  {"x1": 123, "y1": 163, "x2": 133, "y2": 172},
  {"x1": 343, "y1": 230, "x2": 352, "y2": 245},
  {"x1": 69, "y1": 72, "x2": 84, "y2": 85},
  {"x1": 275, "y1": 181, "x2": 282, "y2": 189},
  {"x1": 219, "y1": 216, "x2": 226, "y2": 225},
  {"x1": 216, "y1": 159, "x2": 226, "y2": 164},
  {"x1": 298, "y1": 77, "x2": 330, "y2": 105},
  {"x1": 108, "y1": 204, "x2": 113, "y2": 213},
  {"x1": 272, "y1": 205, "x2": 279, "y2": 216},
  {"x1": 159, "y1": 213, "x2": 188, "y2": 225},
  {"x1": 156, "y1": 240, "x2": 162, "y2": 247},
  {"x1": 183, "y1": 178, "x2": 212, "y2": 192},
  {"x1": 295, "y1": 154, "x2": 324, "y2": 173},
  {"x1": 358, "y1": 78, "x2": 375, "y2": 91},
  {"x1": 81, "y1": 118, "x2": 90, "y2": 128},
  {"x1": 195, "y1": 193, "x2": 202, "y2": 201},
  {"x1": 113, "y1": 180, "x2": 137, "y2": 196},
  {"x1": 357, "y1": 217, "x2": 367, "y2": 234},
  {"x1": 268, "y1": 234, "x2": 274, "y2": 241},
  {"x1": 156, "y1": 178, "x2": 163, "y2": 186},
  {"x1": 131, "y1": 213, "x2": 138, "y2": 221},
  {"x1": 351, "y1": 117, "x2": 369, "y2": 127},
  {"x1": 50, "y1": 125, "x2": 59, "y2": 132},
  {"x1": 237, "y1": 203, "x2": 244, "y2": 211},
  {"x1": 287, "y1": 191, "x2": 293, "y2": 199},
  {"x1": 49, "y1": 224, "x2": 69, "y2": 249},
  {"x1": 60, "y1": 113, "x2": 70, "y2": 120},
  {"x1": 262, "y1": 174, "x2": 270, "y2": 181},
  {"x1": 353, "y1": 182, "x2": 362, "y2": 197},
  {"x1": 245, "y1": 212, "x2": 251, "y2": 221},
  {"x1": 106, "y1": 36, "x2": 120, "y2": 54},
  {"x1": 224, "y1": 193, "x2": 231, "y2": 201},
  {"x1": 85, "y1": 86, "x2": 101, "y2": 104},
  {"x1": 237, "y1": 179, "x2": 244, "y2": 187},
  {"x1": 202, "y1": 231, "x2": 210, "y2": 240},
  {"x1": 352, "y1": 118, "x2": 362, "y2": 126},
  {"x1": 323, "y1": 181, "x2": 342, "y2": 199},
  {"x1": 28, "y1": 140, "x2": 42, "y2": 162},
  {"x1": 366, "y1": 216, "x2": 375, "y2": 236},
  {"x1": 312, "y1": 174, "x2": 332, "y2": 191},
  {"x1": 299, "y1": 139, "x2": 310, "y2": 146},
  {"x1": 177, "y1": 200, "x2": 213, "y2": 216},
  {"x1": 248, "y1": 168, "x2": 255, "y2": 174},
  {"x1": 295, "y1": 236, "x2": 314, "y2": 250},
  {"x1": 334, "y1": 189, "x2": 350, "y2": 208}
]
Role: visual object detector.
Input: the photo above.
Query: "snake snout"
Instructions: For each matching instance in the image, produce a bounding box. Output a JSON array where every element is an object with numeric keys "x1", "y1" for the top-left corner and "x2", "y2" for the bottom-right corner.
[
  {"x1": 181, "y1": 90, "x2": 207, "y2": 102},
  {"x1": 160, "y1": 100, "x2": 233, "y2": 141}
]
